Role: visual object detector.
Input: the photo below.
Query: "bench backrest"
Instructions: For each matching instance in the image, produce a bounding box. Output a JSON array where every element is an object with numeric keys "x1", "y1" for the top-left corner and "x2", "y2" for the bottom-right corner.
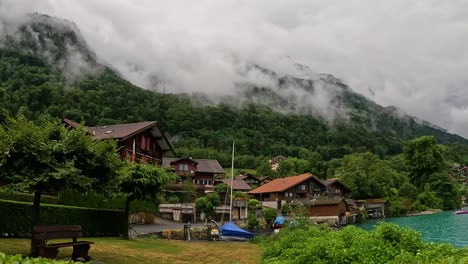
[{"x1": 33, "y1": 225, "x2": 83, "y2": 241}]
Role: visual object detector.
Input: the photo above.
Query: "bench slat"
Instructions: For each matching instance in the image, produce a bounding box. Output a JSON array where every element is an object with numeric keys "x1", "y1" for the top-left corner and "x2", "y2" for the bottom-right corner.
[
  {"x1": 33, "y1": 225, "x2": 83, "y2": 240},
  {"x1": 45, "y1": 241, "x2": 94, "y2": 248}
]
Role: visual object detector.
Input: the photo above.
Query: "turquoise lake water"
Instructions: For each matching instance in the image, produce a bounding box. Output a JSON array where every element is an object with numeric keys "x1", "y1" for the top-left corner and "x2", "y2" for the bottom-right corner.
[{"x1": 357, "y1": 210, "x2": 468, "y2": 247}]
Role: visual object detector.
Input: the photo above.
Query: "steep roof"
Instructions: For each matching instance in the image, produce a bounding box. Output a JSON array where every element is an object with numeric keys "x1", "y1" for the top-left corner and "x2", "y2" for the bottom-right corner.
[
  {"x1": 248, "y1": 173, "x2": 325, "y2": 194},
  {"x1": 162, "y1": 158, "x2": 225, "y2": 174},
  {"x1": 270, "y1": 155, "x2": 288, "y2": 164},
  {"x1": 323, "y1": 178, "x2": 351, "y2": 192},
  {"x1": 87, "y1": 121, "x2": 158, "y2": 140},
  {"x1": 216, "y1": 179, "x2": 251, "y2": 191},
  {"x1": 236, "y1": 173, "x2": 258, "y2": 181},
  {"x1": 63, "y1": 118, "x2": 176, "y2": 157}
]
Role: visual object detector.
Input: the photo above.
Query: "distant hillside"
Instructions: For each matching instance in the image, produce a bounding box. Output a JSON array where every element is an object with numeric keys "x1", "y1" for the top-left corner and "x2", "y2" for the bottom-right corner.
[{"x1": 1, "y1": 13, "x2": 467, "y2": 171}]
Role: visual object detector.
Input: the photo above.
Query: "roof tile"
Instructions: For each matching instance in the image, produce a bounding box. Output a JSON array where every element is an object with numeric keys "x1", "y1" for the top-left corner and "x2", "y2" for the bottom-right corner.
[{"x1": 248, "y1": 173, "x2": 324, "y2": 194}]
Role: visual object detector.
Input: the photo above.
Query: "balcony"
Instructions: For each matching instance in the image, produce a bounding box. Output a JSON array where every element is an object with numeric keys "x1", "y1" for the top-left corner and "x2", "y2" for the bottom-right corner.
[{"x1": 176, "y1": 170, "x2": 195, "y2": 177}]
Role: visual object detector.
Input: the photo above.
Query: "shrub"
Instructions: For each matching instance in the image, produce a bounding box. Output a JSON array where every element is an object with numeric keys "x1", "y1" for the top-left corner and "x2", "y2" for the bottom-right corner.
[
  {"x1": 248, "y1": 199, "x2": 260, "y2": 210},
  {"x1": 0, "y1": 199, "x2": 125, "y2": 237},
  {"x1": 248, "y1": 214, "x2": 259, "y2": 229},
  {"x1": 281, "y1": 203, "x2": 291, "y2": 215},
  {"x1": 260, "y1": 222, "x2": 468, "y2": 264},
  {"x1": 262, "y1": 207, "x2": 277, "y2": 227},
  {"x1": 0, "y1": 252, "x2": 90, "y2": 263}
]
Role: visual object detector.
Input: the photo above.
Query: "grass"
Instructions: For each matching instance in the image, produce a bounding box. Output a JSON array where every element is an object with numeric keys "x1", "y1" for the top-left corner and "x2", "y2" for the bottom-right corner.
[{"x1": 0, "y1": 237, "x2": 261, "y2": 264}]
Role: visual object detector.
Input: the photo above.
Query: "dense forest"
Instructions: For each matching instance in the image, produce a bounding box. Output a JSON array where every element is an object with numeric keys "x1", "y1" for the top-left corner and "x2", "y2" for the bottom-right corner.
[{"x1": 1, "y1": 14, "x2": 468, "y2": 211}]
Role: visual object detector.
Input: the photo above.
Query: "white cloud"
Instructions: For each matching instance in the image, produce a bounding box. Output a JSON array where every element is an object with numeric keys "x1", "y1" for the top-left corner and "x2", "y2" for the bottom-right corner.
[{"x1": 1, "y1": 0, "x2": 468, "y2": 137}]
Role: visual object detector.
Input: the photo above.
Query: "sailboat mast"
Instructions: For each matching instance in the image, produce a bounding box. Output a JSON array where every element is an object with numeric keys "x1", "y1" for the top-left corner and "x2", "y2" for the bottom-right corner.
[{"x1": 229, "y1": 141, "x2": 235, "y2": 222}]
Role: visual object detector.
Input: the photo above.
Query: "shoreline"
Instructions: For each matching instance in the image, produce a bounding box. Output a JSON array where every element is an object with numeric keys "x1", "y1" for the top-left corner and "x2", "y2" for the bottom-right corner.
[{"x1": 404, "y1": 209, "x2": 443, "y2": 217}]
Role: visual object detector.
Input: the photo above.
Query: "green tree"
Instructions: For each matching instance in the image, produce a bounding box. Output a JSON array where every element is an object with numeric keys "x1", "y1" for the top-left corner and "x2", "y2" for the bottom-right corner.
[
  {"x1": 0, "y1": 116, "x2": 122, "y2": 255},
  {"x1": 337, "y1": 152, "x2": 401, "y2": 199},
  {"x1": 119, "y1": 162, "x2": 176, "y2": 239},
  {"x1": 195, "y1": 192, "x2": 221, "y2": 222},
  {"x1": 404, "y1": 136, "x2": 446, "y2": 186}
]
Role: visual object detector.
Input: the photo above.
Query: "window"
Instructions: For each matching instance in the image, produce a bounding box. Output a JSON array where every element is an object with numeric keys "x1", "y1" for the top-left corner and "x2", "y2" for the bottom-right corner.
[
  {"x1": 178, "y1": 164, "x2": 189, "y2": 171},
  {"x1": 284, "y1": 192, "x2": 294, "y2": 198},
  {"x1": 141, "y1": 135, "x2": 146, "y2": 150},
  {"x1": 297, "y1": 184, "x2": 307, "y2": 191}
]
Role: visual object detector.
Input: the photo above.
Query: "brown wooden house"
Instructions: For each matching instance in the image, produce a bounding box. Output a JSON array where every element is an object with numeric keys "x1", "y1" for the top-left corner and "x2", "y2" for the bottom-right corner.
[
  {"x1": 63, "y1": 118, "x2": 175, "y2": 165},
  {"x1": 248, "y1": 173, "x2": 327, "y2": 209},
  {"x1": 215, "y1": 179, "x2": 252, "y2": 192},
  {"x1": 323, "y1": 178, "x2": 351, "y2": 198},
  {"x1": 236, "y1": 173, "x2": 260, "y2": 186},
  {"x1": 290, "y1": 198, "x2": 348, "y2": 224},
  {"x1": 162, "y1": 157, "x2": 225, "y2": 193}
]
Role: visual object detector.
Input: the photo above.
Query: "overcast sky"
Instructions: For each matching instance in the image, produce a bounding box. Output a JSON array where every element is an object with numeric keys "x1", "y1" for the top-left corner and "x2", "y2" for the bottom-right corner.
[{"x1": 2, "y1": 0, "x2": 468, "y2": 137}]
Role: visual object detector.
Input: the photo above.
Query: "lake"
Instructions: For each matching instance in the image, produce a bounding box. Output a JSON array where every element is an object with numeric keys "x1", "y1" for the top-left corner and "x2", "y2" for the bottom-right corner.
[{"x1": 357, "y1": 210, "x2": 468, "y2": 247}]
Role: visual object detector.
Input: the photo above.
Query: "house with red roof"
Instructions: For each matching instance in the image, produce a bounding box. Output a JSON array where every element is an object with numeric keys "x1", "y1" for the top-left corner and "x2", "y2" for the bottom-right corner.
[
  {"x1": 248, "y1": 173, "x2": 327, "y2": 209},
  {"x1": 63, "y1": 118, "x2": 175, "y2": 165}
]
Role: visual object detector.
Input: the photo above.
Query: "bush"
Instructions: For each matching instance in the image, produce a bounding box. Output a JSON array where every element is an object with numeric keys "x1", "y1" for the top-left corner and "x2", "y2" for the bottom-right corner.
[
  {"x1": 262, "y1": 207, "x2": 277, "y2": 227},
  {"x1": 0, "y1": 191, "x2": 58, "y2": 204},
  {"x1": 281, "y1": 203, "x2": 291, "y2": 215},
  {"x1": 0, "y1": 252, "x2": 90, "y2": 263},
  {"x1": 260, "y1": 222, "x2": 468, "y2": 264},
  {"x1": 0, "y1": 199, "x2": 125, "y2": 237},
  {"x1": 248, "y1": 214, "x2": 259, "y2": 229}
]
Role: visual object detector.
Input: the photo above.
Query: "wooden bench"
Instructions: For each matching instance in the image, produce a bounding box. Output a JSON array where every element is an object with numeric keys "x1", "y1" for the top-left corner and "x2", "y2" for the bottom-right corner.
[{"x1": 33, "y1": 225, "x2": 94, "y2": 261}]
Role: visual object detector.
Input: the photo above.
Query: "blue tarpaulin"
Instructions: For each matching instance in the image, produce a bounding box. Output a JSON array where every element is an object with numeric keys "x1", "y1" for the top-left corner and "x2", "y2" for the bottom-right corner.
[
  {"x1": 273, "y1": 216, "x2": 285, "y2": 225},
  {"x1": 220, "y1": 222, "x2": 254, "y2": 238}
]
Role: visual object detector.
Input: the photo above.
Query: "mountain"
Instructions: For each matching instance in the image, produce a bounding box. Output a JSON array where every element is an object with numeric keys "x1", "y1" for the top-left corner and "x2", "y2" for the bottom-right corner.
[{"x1": 1, "y1": 14, "x2": 467, "y2": 171}]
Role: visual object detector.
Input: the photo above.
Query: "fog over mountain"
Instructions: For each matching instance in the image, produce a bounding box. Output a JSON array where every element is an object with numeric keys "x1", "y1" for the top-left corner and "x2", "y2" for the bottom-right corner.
[{"x1": 1, "y1": 1, "x2": 468, "y2": 137}]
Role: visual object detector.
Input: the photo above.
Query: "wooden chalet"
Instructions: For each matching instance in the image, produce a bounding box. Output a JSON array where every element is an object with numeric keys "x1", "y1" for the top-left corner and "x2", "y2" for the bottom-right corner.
[
  {"x1": 162, "y1": 157, "x2": 225, "y2": 193},
  {"x1": 291, "y1": 198, "x2": 348, "y2": 224},
  {"x1": 248, "y1": 173, "x2": 327, "y2": 209},
  {"x1": 235, "y1": 172, "x2": 260, "y2": 186},
  {"x1": 259, "y1": 176, "x2": 272, "y2": 185},
  {"x1": 63, "y1": 118, "x2": 175, "y2": 165},
  {"x1": 323, "y1": 178, "x2": 351, "y2": 198},
  {"x1": 269, "y1": 155, "x2": 288, "y2": 171},
  {"x1": 215, "y1": 179, "x2": 252, "y2": 192}
]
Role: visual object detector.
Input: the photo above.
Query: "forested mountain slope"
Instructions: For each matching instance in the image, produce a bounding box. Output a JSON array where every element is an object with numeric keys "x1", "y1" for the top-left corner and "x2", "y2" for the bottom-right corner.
[{"x1": 1, "y1": 14, "x2": 467, "y2": 170}]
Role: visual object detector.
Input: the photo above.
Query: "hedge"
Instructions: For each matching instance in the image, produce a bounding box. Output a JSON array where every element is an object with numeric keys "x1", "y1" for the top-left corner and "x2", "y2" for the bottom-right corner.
[
  {"x1": 0, "y1": 199, "x2": 125, "y2": 237},
  {"x1": 0, "y1": 191, "x2": 58, "y2": 204},
  {"x1": 58, "y1": 189, "x2": 157, "y2": 213}
]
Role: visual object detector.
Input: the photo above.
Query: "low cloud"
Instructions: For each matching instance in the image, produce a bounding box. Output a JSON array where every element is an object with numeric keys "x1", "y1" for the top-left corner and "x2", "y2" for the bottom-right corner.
[{"x1": 1, "y1": 1, "x2": 468, "y2": 137}]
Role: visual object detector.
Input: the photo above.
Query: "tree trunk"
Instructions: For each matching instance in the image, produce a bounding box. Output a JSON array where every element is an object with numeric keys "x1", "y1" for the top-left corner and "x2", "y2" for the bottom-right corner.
[
  {"x1": 29, "y1": 189, "x2": 42, "y2": 257},
  {"x1": 123, "y1": 197, "x2": 132, "y2": 240}
]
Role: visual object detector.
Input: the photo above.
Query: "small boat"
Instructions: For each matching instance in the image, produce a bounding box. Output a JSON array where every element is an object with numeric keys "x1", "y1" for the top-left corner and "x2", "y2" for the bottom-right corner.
[
  {"x1": 454, "y1": 210, "x2": 468, "y2": 215},
  {"x1": 219, "y1": 221, "x2": 254, "y2": 241},
  {"x1": 210, "y1": 142, "x2": 255, "y2": 242}
]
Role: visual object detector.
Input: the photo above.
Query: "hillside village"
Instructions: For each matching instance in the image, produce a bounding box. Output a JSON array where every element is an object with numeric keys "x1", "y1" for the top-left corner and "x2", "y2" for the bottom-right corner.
[{"x1": 62, "y1": 117, "x2": 419, "y2": 226}]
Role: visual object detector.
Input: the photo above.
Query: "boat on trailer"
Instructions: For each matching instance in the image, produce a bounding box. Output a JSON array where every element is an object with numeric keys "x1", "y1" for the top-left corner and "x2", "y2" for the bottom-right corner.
[
  {"x1": 217, "y1": 221, "x2": 254, "y2": 241},
  {"x1": 212, "y1": 142, "x2": 255, "y2": 242}
]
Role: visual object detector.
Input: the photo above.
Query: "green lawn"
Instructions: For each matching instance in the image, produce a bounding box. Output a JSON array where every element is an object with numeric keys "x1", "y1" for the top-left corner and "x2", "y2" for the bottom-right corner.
[{"x1": 0, "y1": 237, "x2": 261, "y2": 264}]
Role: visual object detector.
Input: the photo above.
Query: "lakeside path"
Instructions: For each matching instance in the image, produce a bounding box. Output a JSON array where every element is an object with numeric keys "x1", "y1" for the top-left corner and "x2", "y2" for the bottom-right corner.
[{"x1": 132, "y1": 217, "x2": 186, "y2": 235}]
